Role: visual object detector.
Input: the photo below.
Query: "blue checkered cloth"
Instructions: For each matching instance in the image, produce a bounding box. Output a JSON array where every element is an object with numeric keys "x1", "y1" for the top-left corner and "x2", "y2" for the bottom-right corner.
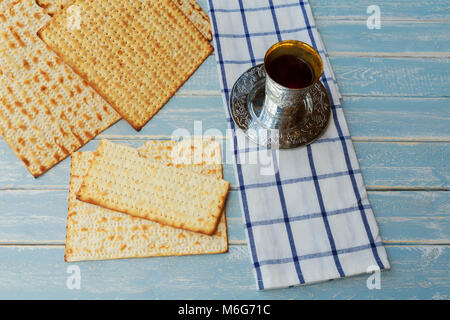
[{"x1": 206, "y1": 0, "x2": 390, "y2": 290}]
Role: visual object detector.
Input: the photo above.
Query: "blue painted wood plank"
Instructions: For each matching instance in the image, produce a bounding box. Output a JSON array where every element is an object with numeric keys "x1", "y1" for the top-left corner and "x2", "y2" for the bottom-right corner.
[
  {"x1": 343, "y1": 97, "x2": 450, "y2": 140},
  {"x1": 355, "y1": 142, "x2": 450, "y2": 189},
  {"x1": 0, "y1": 190, "x2": 447, "y2": 244},
  {"x1": 97, "y1": 96, "x2": 228, "y2": 139},
  {"x1": 0, "y1": 245, "x2": 447, "y2": 299},
  {"x1": 331, "y1": 57, "x2": 450, "y2": 97},
  {"x1": 0, "y1": 190, "x2": 68, "y2": 243},
  {"x1": 369, "y1": 191, "x2": 450, "y2": 218},
  {"x1": 318, "y1": 21, "x2": 450, "y2": 54},
  {"x1": 308, "y1": 0, "x2": 450, "y2": 20}
]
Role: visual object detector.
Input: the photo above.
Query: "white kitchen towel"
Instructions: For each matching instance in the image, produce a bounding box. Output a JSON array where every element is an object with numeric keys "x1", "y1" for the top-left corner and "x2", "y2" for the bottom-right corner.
[{"x1": 207, "y1": 0, "x2": 390, "y2": 290}]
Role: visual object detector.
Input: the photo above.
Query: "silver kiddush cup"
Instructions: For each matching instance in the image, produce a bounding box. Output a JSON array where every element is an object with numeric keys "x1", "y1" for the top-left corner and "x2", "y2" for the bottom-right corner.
[
  {"x1": 259, "y1": 40, "x2": 323, "y2": 131},
  {"x1": 230, "y1": 40, "x2": 331, "y2": 149}
]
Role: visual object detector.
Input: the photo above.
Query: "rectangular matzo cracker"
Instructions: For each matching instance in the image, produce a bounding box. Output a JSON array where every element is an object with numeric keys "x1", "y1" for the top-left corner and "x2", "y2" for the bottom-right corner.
[
  {"x1": 66, "y1": 142, "x2": 228, "y2": 262},
  {"x1": 77, "y1": 140, "x2": 230, "y2": 235},
  {"x1": 0, "y1": 0, "x2": 120, "y2": 177},
  {"x1": 37, "y1": 0, "x2": 212, "y2": 41},
  {"x1": 38, "y1": 0, "x2": 213, "y2": 130}
]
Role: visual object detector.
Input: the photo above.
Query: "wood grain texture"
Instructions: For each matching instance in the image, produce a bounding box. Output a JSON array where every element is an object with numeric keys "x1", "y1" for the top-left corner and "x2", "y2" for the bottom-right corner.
[
  {"x1": 355, "y1": 142, "x2": 450, "y2": 189},
  {"x1": 0, "y1": 245, "x2": 447, "y2": 299},
  {"x1": 332, "y1": 57, "x2": 449, "y2": 97},
  {"x1": 343, "y1": 97, "x2": 450, "y2": 141},
  {"x1": 318, "y1": 21, "x2": 450, "y2": 55},
  {"x1": 0, "y1": 190, "x2": 448, "y2": 245},
  {"x1": 174, "y1": 56, "x2": 450, "y2": 97},
  {"x1": 308, "y1": 0, "x2": 450, "y2": 20}
]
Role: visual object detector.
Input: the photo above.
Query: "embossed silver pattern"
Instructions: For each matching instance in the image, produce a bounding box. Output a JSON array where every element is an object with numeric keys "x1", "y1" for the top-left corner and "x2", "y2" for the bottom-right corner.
[
  {"x1": 259, "y1": 65, "x2": 313, "y2": 131},
  {"x1": 230, "y1": 64, "x2": 331, "y2": 149}
]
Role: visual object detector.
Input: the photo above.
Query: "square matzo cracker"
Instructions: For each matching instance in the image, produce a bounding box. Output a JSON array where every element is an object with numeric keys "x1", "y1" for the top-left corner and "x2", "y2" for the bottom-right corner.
[{"x1": 39, "y1": 0, "x2": 213, "y2": 130}]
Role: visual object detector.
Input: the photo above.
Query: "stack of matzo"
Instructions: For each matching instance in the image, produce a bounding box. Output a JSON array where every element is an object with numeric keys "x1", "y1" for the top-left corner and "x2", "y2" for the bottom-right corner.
[
  {"x1": 67, "y1": 139, "x2": 230, "y2": 261},
  {"x1": 39, "y1": 0, "x2": 214, "y2": 130}
]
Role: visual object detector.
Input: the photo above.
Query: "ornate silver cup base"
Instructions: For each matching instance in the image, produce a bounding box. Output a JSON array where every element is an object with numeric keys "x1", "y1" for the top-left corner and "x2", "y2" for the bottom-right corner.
[{"x1": 230, "y1": 64, "x2": 332, "y2": 149}]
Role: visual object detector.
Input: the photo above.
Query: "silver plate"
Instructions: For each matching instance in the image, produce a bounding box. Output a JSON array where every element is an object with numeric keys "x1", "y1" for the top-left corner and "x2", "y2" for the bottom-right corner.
[{"x1": 230, "y1": 64, "x2": 331, "y2": 149}]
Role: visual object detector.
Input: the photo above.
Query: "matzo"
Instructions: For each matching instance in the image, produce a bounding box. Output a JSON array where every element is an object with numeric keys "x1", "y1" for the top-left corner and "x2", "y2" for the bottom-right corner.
[
  {"x1": 36, "y1": 0, "x2": 71, "y2": 16},
  {"x1": 0, "y1": 0, "x2": 120, "y2": 177},
  {"x1": 173, "y1": 0, "x2": 213, "y2": 41},
  {"x1": 37, "y1": 0, "x2": 213, "y2": 41},
  {"x1": 39, "y1": 0, "x2": 213, "y2": 131},
  {"x1": 77, "y1": 140, "x2": 230, "y2": 235},
  {"x1": 137, "y1": 138, "x2": 222, "y2": 170},
  {"x1": 66, "y1": 142, "x2": 228, "y2": 262}
]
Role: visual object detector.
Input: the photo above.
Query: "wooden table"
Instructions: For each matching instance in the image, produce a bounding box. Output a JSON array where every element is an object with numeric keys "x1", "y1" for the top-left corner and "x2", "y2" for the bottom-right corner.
[{"x1": 0, "y1": 0, "x2": 448, "y2": 299}]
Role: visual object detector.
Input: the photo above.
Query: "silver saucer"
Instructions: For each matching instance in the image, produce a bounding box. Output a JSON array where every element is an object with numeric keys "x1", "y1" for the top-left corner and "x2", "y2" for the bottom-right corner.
[{"x1": 230, "y1": 64, "x2": 331, "y2": 149}]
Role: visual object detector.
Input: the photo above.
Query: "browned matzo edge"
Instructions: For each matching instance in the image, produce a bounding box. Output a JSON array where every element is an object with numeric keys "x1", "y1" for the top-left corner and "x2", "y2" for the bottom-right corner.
[
  {"x1": 37, "y1": 0, "x2": 214, "y2": 131},
  {"x1": 65, "y1": 151, "x2": 78, "y2": 261},
  {"x1": 213, "y1": 146, "x2": 229, "y2": 252},
  {"x1": 35, "y1": 0, "x2": 76, "y2": 16},
  {"x1": 76, "y1": 140, "x2": 230, "y2": 235},
  {"x1": 67, "y1": 246, "x2": 228, "y2": 262}
]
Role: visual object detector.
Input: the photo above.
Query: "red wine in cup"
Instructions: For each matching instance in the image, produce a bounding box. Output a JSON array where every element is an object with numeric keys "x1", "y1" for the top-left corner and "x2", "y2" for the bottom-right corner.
[{"x1": 267, "y1": 55, "x2": 314, "y2": 89}]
